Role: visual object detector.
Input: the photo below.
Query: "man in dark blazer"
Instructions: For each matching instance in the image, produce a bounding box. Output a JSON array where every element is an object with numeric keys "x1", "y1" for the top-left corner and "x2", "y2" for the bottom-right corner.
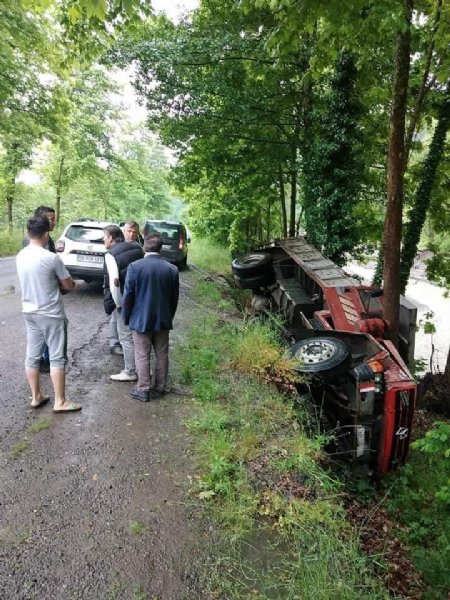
[{"x1": 122, "y1": 234, "x2": 180, "y2": 402}]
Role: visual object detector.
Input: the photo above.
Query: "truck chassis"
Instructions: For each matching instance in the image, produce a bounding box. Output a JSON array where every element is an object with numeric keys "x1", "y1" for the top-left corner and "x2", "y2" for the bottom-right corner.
[{"x1": 233, "y1": 237, "x2": 417, "y2": 475}]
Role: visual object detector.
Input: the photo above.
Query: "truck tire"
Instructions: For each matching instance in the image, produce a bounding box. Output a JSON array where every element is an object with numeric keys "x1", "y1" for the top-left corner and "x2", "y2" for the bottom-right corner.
[
  {"x1": 289, "y1": 337, "x2": 350, "y2": 380},
  {"x1": 233, "y1": 268, "x2": 276, "y2": 290},
  {"x1": 232, "y1": 253, "x2": 272, "y2": 279}
]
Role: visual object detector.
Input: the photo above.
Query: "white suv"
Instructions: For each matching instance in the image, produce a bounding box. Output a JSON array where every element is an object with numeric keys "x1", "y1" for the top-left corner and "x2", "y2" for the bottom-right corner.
[{"x1": 55, "y1": 220, "x2": 112, "y2": 283}]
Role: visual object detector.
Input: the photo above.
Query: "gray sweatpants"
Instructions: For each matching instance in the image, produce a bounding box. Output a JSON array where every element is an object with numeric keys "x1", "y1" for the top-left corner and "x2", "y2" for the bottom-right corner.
[{"x1": 23, "y1": 314, "x2": 67, "y2": 369}]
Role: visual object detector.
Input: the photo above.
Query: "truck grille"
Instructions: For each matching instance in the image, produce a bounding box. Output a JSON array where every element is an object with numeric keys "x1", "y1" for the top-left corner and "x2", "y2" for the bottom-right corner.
[{"x1": 390, "y1": 388, "x2": 416, "y2": 467}]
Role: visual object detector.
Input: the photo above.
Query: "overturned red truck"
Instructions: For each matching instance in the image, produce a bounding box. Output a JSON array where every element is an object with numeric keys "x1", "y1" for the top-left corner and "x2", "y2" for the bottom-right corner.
[{"x1": 232, "y1": 237, "x2": 417, "y2": 476}]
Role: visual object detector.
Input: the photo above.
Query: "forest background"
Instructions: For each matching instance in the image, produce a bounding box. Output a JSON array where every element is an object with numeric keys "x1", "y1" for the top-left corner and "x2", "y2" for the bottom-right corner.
[{"x1": 0, "y1": 0, "x2": 449, "y2": 338}]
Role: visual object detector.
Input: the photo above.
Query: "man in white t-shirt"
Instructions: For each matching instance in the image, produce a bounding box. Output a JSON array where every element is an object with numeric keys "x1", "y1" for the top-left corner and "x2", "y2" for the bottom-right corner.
[{"x1": 16, "y1": 216, "x2": 82, "y2": 413}]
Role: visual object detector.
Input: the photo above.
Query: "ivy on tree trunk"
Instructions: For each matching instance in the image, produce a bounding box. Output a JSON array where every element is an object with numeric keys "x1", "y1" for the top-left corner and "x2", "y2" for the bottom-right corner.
[
  {"x1": 399, "y1": 81, "x2": 450, "y2": 294},
  {"x1": 382, "y1": 0, "x2": 413, "y2": 346}
]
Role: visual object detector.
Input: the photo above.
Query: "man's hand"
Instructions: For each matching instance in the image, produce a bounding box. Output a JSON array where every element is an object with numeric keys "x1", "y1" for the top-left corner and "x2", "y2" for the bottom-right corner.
[{"x1": 59, "y1": 277, "x2": 83, "y2": 293}]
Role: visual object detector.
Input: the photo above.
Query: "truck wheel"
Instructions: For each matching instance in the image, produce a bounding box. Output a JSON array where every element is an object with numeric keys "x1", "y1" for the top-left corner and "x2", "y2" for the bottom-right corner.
[
  {"x1": 233, "y1": 268, "x2": 276, "y2": 290},
  {"x1": 289, "y1": 337, "x2": 350, "y2": 379},
  {"x1": 232, "y1": 253, "x2": 272, "y2": 279}
]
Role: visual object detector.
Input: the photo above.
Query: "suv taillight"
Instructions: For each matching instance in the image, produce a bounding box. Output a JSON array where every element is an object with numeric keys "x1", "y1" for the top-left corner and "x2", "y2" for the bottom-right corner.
[
  {"x1": 55, "y1": 239, "x2": 65, "y2": 252},
  {"x1": 178, "y1": 236, "x2": 184, "y2": 250}
]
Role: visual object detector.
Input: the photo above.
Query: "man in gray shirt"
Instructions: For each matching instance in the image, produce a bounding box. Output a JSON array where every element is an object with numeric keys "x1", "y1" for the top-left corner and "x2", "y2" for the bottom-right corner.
[
  {"x1": 16, "y1": 216, "x2": 82, "y2": 413},
  {"x1": 22, "y1": 205, "x2": 57, "y2": 372}
]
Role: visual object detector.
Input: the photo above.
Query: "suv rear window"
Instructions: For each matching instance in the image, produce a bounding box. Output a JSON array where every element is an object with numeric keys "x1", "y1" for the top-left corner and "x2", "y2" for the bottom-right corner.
[
  {"x1": 66, "y1": 225, "x2": 105, "y2": 244},
  {"x1": 143, "y1": 222, "x2": 181, "y2": 240}
]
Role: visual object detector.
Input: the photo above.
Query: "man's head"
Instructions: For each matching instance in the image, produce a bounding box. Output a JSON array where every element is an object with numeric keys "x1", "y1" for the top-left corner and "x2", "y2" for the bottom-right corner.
[
  {"x1": 34, "y1": 206, "x2": 56, "y2": 231},
  {"x1": 103, "y1": 224, "x2": 124, "y2": 250},
  {"x1": 144, "y1": 234, "x2": 163, "y2": 254},
  {"x1": 27, "y1": 216, "x2": 50, "y2": 241},
  {"x1": 123, "y1": 221, "x2": 140, "y2": 243}
]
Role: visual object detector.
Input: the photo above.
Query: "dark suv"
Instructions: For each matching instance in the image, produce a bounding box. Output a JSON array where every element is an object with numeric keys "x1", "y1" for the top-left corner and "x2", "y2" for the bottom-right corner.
[{"x1": 142, "y1": 220, "x2": 189, "y2": 268}]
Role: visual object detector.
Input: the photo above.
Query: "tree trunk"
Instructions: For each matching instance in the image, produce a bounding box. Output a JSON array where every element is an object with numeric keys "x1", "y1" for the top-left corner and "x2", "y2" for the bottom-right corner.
[
  {"x1": 7, "y1": 196, "x2": 13, "y2": 232},
  {"x1": 372, "y1": 245, "x2": 384, "y2": 287},
  {"x1": 6, "y1": 175, "x2": 15, "y2": 231},
  {"x1": 382, "y1": 0, "x2": 413, "y2": 346},
  {"x1": 289, "y1": 102, "x2": 302, "y2": 237},
  {"x1": 55, "y1": 154, "x2": 65, "y2": 225},
  {"x1": 404, "y1": 0, "x2": 442, "y2": 168},
  {"x1": 399, "y1": 81, "x2": 450, "y2": 293},
  {"x1": 444, "y1": 345, "x2": 450, "y2": 384},
  {"x1": 289, "y1": 170, "x2": 296, "y2": 237},
  {"x1": 278, "y1": 165, "x2": 287, "y2": 237}
]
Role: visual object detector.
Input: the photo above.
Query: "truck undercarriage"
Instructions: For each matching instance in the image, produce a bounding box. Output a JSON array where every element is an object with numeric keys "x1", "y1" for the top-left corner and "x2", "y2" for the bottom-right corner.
[{"x1": 232, "y1": 237, "x2": 417, "y2": 475}]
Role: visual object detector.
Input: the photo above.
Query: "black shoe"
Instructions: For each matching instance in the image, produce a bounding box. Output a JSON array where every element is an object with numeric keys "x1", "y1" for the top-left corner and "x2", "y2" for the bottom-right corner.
[
  {"x1": 39, "y1": 358, "x2": 50, "y2": 373},
  {"x1": 151, "y1": 389, "x2": 166, "y2": 399},
  {"x1": 129, "y1": 389, "x2": 150, "y2": 402}
]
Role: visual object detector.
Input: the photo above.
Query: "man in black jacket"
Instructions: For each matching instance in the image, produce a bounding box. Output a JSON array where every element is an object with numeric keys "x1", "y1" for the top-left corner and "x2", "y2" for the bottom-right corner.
[
  {"x1": 103, "y1": 225, "x2": 143, "y2": 381},
  {"x1": 122, "y1": 234, "x2": 179, "y2": 402}
]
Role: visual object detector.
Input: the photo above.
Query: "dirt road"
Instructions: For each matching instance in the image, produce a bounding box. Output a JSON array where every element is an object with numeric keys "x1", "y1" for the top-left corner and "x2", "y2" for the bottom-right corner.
[{"x1": 0, "y1": 262, "x2": 211, "y2": 600}]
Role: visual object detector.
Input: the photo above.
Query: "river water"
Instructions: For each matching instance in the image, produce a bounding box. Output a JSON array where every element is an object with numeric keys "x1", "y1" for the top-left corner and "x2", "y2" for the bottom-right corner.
[{"x1": 346, "y1": 261, "x2": 450, "y2": 373}]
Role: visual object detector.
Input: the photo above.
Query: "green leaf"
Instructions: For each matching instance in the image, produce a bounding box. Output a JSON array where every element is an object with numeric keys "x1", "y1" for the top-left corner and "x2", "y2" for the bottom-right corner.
[
  {"x1": 122, "y1": 0, "x2": 135, "y2": 15},
  {"x1": 67, "y1": 6, "x2": 82, "y2": 24},
  {"x1": 86, "y1": 0, "x2": 108, "y2": 19}
]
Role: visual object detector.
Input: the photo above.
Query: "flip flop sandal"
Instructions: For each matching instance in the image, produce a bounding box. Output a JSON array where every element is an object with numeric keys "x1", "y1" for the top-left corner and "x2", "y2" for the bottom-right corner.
[
  {"x1": 31, "y1": 396, "x2": 50, "y2": 409},
  {"x1": 53, "y1": 402, "x2": 82, "y2": 414}
]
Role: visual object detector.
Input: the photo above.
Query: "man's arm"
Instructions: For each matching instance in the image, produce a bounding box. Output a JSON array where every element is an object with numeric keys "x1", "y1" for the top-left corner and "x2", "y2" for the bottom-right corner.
[
  {"x1": 59, "y1": 276, "x2": 81, "y2": 292},
  {"x1": 104, "y1": 253, "x2": 122, "y2": 307},
  {"x1": 122, "y1": 264, "x2": 137, "y2": 324},
  {"x1": 170, "y1": 270, "x2": 180, "y2": 318},
  {"x1": 54, "y1": 255, "x2": 81, "y2": 292}
]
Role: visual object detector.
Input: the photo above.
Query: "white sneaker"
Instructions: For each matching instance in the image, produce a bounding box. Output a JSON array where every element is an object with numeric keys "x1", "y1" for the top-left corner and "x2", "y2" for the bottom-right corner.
[{"x1": 110, "y1": 371, "x2": 138, "y2": 382}]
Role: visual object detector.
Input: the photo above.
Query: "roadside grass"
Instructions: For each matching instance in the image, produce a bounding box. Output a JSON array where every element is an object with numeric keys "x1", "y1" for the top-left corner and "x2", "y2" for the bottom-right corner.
[
  {"x1": 28, "y1": 418, "x2": 51, "y2": 434},
  {"x1": 175, "y1": 276, "x2": 390, "y2": 598},
  {"x1": 131, "y1": 584, "x2": 146, "y2": 600},
  {"x1": 0, "y1": 228, "x2": 23, "y2": 256},
  {"x1": 129, "y1": 520, "x2": 146, "y2": 535},
  {"x1": 188, "y1": 237, "x2": 232, "y2": 274},
  {"x1": 11, "y1": 439, "x2": 31, "y2": 458},
  {"x1": 382, "y1": 427, "x2": 450, "y2": 598}
]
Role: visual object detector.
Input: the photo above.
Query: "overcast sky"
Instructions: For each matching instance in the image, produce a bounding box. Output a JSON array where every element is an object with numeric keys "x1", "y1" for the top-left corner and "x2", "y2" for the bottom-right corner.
[{"x1": 151, "y1": 0, "x2": 199, "y2": 22}]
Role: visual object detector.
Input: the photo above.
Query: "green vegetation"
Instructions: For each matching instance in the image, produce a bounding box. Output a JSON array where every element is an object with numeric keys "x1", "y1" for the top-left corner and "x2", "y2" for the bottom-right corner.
[
  {"x1": 28, "y1": 418, "x2": 51, "y2": 434},
  {"x1": 383, "y1": 423, "x2": 450, "y2": 597},
  {"x1": 175, "y1": 269, "x2": 390, "y2": 598},
  {"x1": 10, "y1": 439, "x2": 31, "y2": 458},
  {"x1": 188, "y1": 238, "x2": 232, "y2": 275},
  {"x1": 131, "y1": 584, "x2": 146, "y2": 600},
  {"x1": 129, "y1": 520, "x2": 146, "y2": 536},
  {"x1": 0, "y1": 229, "x2": 23, "y2": 256}
]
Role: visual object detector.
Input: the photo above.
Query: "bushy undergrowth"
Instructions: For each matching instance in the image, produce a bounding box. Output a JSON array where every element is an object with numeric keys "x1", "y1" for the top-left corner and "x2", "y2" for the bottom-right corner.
[
  {"x1": 230, "y1": 320, "x2": 301, "y2": 394},
  {"x1": 0, "y1": 229, "x2": 23, "y2": 256},
  {"x1": 176, "y1": 270, "x2": 389, "y2": 598},
  {"x1": 188, "y1": 237, "x2": 232, "y2": 274},
  {"x1": 383, "y1": 422, "x2": 450, "y2": 597}
]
